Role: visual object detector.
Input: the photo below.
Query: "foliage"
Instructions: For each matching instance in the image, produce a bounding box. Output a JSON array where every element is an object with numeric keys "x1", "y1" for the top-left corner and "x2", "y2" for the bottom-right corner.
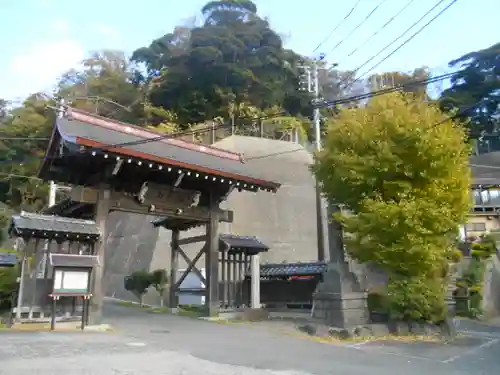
[
  {"x1": 0, "y1": 254, "x2": 17, "y2": 313},
  {"x1": 0, "y1": 211, "x2": 9, "y2": 245},
  {"x1": 131, "y1": 0, "x2": 311, "y2": 126},
  {"x1": 454, "y1": 259, "x2": 486, "y2": 318},
  {"x1": 314, "y1": 93, "x2": 472, "y2": 322},
  {"x1": 149, "y1": 269, "x2": 169, "y2": 307},
  {"x1": 440, "y1": 42, "x2": 500, "y2": 135},
  {"x1": 368, "y1": 67, "x2": 431, "y2": 96},
  {"x1": 124, "y1": 270, "x2": 153, "y2": 305},
  {"x1": 387, "y1": 276, "x2": 447, "y2": 322}
]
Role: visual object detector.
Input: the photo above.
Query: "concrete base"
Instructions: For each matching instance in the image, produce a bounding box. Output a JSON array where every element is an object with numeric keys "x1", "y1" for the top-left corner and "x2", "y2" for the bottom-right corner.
[
  {"x1": 312, "y1": 291, "x2": 368, "y2": 328},
  {"x1": 312, "y1": 262, "x2": 368, "y2": 328}
]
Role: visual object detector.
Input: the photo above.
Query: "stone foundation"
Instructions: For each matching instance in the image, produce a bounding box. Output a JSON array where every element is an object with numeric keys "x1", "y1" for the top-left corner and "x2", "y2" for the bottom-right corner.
[
  {"x1": 312, "y1": 291, "x2": 368, "y2": 328},
  {"x1": 298, "y1": 318, "x2": 457, "y2": 340}
]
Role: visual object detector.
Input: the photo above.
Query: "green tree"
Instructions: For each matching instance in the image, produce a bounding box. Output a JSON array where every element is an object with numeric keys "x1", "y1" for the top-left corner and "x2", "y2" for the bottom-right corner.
[
  {"x1": 368, "y1": 67, "x2": 431, "y2": 96},
  {"x1": 58, "y1": 50, "x2": 145, "y2": 124},
  {"x1": 132, "y1": 0, "x2": 311, "y2": 127},
  {"x1": 149, "y1": 269, "x2": 169, "y2": 307},
  {"x1": 314, "y1": 93, "x2": 472, "y2": 322},
  {"x1": 440, "y1": 42, "x2": 500, "y2": 135},
  {"x1": 124, "y1": 270, "x2": 152, "y2": 306},
  {"x1": 0, "y1": 94, "x2": 53, "y2": 212}
]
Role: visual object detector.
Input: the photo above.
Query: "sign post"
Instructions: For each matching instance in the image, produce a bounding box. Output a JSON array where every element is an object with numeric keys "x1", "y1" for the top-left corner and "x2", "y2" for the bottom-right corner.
[{"x1": 48, "y1": 254, "x2": 99, "y2": 331}]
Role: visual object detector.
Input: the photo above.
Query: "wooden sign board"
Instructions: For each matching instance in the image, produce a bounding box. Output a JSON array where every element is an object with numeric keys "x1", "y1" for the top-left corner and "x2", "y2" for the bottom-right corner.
[{"x1": 53, "y1": 269, "x2": 91, "y2": 295}]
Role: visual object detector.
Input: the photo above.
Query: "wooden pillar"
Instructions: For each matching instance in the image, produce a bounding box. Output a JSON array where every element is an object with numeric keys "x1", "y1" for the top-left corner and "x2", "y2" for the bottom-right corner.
[
  {"x1": 88, "y1": 186, "x2": 110, "y2": 325},
  {"x1": 205, "y1": 191, "x2": 220, "y2": 315},
  {"x1": 169, "y1": 229, "x2": 180, "y2": 308}
]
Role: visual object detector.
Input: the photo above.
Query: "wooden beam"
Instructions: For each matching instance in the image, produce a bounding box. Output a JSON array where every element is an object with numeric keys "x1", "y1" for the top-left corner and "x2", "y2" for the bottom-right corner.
[
  {"x1": 177, "y1": 247, "x2": 207, "y2": 285},
  {"x1": 174, "y1": 246, "x2": 206, "y2": 290},
  {"x1": 178, "y1": 235, "x2": 208, "y2": 246},
  {"x1": 70, "y1": 187, "x2": 233, "y2": 223}
]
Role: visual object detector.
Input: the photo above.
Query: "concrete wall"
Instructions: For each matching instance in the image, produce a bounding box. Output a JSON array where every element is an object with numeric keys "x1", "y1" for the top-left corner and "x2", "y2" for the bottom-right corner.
[{"x1": 101, "y1": 136, "x2": 320, "y2": 305}]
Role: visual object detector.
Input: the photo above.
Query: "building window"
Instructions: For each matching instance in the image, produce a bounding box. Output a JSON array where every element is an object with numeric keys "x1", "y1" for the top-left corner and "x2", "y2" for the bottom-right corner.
[{"x1": 465, "y1": 223, "x2": 487, "y2": 232}]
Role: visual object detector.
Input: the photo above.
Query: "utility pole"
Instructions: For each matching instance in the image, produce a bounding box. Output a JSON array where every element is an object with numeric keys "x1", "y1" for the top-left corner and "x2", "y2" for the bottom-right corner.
[{"x1": 299, "y1": 58, "x2": 328, "y2": 261}]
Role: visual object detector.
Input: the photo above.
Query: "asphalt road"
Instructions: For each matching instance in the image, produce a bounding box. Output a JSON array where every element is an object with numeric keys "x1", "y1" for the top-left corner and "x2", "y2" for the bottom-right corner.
[{"x1": 1, "y1": 301, "x2": 499, "y2": 375}]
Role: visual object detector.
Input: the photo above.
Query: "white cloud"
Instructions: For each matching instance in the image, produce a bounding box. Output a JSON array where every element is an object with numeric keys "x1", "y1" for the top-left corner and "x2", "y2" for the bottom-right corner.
[{"x1": 2, "y1": 39, "x2": 84, "y2": 100}]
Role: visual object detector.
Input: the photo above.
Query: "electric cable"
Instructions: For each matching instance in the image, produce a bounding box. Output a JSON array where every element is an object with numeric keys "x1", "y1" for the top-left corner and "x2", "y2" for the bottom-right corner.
[
  {"x1": 311, "y1": 0, "x2": 362, "y2": 54},
  {"x1": 346, "y1": 0, "x2": 417, "y2": 58},
  {"x1": 327, "y1": 0, "x2": 390, "y2": 56},
  {"x1": 348, "y1": 0, "x2": 454, "y2": 82},
  {"x1": 354, "y1": 0, "x2": 459, "y2": 82}
]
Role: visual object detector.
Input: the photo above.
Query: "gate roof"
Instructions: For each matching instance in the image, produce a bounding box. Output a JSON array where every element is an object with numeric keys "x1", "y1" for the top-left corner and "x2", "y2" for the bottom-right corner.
[{"x1": 9, "y1": 212, "x2": 100, "y2": 241}]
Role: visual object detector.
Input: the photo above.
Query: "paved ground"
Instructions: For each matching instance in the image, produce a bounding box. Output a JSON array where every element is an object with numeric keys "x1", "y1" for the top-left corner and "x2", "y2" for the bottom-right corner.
[{"x1": 1, "y1": 301, "x2": 500, "y2": 375}]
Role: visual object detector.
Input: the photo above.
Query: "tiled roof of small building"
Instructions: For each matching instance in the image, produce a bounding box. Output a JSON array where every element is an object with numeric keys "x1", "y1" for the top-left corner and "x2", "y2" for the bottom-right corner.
[
  {"x1": 220, "y1": 234, "x2": 268, "y2": 254},
  {"x1": 257, "y1": 262, "x2": 328, "y2": 277},
  {"x1": 10, "y1": 212, "x2": 100, "y2": 241}
]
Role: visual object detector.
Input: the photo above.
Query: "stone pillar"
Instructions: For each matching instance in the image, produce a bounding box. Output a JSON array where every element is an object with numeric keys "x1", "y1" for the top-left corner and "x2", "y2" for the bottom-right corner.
[
  {"x1": 312, "y1": 204, "x2": 368, "y2": 328},
  {"x1": 88, "y1": 187, "x2": 110, "y2": 325},
  {"x1": 250, "y1": 254, "x2": 260, "y2": 308}
]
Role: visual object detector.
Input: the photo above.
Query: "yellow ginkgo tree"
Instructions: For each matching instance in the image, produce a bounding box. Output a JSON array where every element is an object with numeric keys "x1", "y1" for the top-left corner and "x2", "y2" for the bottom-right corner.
[{"x1": 313, "y1": 93, "x2": 472, "y2": 322}]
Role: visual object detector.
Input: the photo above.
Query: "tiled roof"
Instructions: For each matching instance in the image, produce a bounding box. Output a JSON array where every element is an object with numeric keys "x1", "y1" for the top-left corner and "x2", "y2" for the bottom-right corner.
[
  {"x1": 152, "y1": 217, "x2": 204, "y2": 231},
  {"x1": 45, "y1": 110, "x2": 280, "y2": 192},
  {"x1": 257, "y1": 262, "x2": 328, "y2": 277},
  {"x1": 0, "y1": 252, "x2": 17, "y2": 267},
  {"x1": 49, "y1": 253, "x2": 100, "y2": 268},
  {"x1": 220, "y1": 234, "x2": 268, "y2": 254},
  {"x1": 10, "y1": 212, "x2": 100, "y2": 241}
]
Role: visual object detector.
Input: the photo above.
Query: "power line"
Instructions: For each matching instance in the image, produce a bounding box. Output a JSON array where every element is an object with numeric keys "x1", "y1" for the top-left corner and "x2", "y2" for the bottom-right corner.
[
  {"x1": 346, "y1": 0, "x2": 417, "y2": 58},
  {"x1": 317, "y1": 71, "x2": 456, "y2": 109},
  {"x1": 348, "y1": 0, "x2": 452, "y2": 80},
  {"x1": 244, "y1": 100, "x2": 484, "y2": 161},
  {"x1": 326, "y1": 0, "x2": 390, "y2": 56},
  {"x1": 0, "y1": 71, "x2": 458, "y2": 171},
  {"x1": 311, "y1": 0, "x2": 362, "y2": 54},
  {"x1": 355, "y1": 0, "x2": 459, "y2": 81}
]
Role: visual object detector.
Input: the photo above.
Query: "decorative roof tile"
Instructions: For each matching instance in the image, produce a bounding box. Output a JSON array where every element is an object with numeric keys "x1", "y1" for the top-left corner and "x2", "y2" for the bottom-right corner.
[{"x1": 257, "y1": 262, "x2": 327, "y2": 277}]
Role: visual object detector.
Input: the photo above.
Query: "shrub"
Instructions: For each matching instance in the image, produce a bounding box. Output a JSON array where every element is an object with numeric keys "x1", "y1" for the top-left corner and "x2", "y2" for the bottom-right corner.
[
  {"x1": 150, "y1": 269, "x2": 169, "y2": 307},
  {"x1": 386, "y1": 276, "x2": 447, "y2": 323},
  {"x1": 450, "y1": 248, "x2": 463, "y2": 263},
  {"x1": 124, "y1": 270, "x2": 153, "y2": 305},
  {"x1": 0, "y1": 265, "x2": 18, "y2": 313}
]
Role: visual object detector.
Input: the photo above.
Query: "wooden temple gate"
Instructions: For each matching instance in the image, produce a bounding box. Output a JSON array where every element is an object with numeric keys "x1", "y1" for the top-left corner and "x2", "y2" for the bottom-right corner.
[
  {"x1": 8, "y1": 212, "x2": 100, "y2": 321},
  {"x1": 37, "y1": 107, "x2": 280, "y2": 321}
]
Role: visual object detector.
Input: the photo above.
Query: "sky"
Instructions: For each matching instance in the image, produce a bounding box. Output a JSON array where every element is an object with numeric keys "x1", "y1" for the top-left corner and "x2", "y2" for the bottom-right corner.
[{"x1": 0, "y1": 0, "x2": 498, "y2": 102}]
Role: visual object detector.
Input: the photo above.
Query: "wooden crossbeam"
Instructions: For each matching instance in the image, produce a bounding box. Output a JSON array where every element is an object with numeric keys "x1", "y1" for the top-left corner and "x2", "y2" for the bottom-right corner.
[{"x1": 70, "y1": 186, "x2": 233, "y2": 223}]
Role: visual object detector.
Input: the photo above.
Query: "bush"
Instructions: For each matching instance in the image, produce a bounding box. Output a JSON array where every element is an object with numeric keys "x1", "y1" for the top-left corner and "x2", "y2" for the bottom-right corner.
[
  {"x1": 386, "y1": 276, "x2": 447, "y2": 323},
  {"x1": 0, "y1": 265, "x2": 18, "y2": 313},
  {"x1": 124, "y1": 270, "x2": 153, "y2": 305},
  {"x1": 450, "y1": 248, "x2": 463, "y2": 263}
]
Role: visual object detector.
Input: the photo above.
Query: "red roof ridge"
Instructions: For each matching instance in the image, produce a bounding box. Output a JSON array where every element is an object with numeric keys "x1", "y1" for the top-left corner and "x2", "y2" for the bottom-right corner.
[{"x1": 65, "y1": 107, "x2": 244, "y2": 162}]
